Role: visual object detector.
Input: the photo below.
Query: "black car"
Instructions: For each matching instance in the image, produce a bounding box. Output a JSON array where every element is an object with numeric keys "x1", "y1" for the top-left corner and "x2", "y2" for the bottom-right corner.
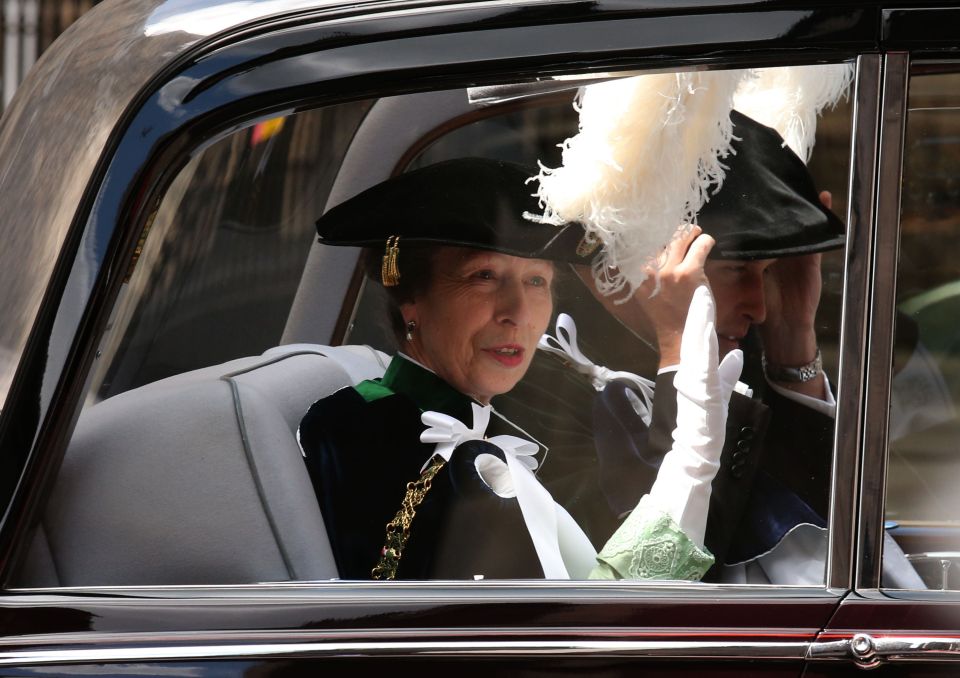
[{"x1": 0, "y1": 0, "x2": 959, "y2": 674}]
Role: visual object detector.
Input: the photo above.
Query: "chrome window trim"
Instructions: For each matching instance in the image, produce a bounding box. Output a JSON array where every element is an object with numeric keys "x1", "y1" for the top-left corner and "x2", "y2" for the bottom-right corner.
[
  {"x1": 3, "y1": 580, "x2": 843, "y2": 598},
  {"x1": 856, "y1": 51, "x2": 910, "y2": 590},
  {"x1": 851, "y1": 586, "x2": 960, "y2": 601},
  {"x1": 0, "y1": 637, "x2": 811, "y2": 666},
  {"x1": 828, "y1": 52, "x2": 883, "y2": 591}
]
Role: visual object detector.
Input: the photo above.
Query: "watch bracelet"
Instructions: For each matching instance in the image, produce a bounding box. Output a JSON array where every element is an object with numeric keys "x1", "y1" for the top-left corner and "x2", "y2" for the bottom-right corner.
[{"x1": 762, "y1": 348, "x2": 822, "y2": 383}]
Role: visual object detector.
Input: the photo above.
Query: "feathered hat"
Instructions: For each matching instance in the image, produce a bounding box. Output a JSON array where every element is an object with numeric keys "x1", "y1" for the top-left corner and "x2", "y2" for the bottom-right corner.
[{"x1": 533, "y1": 64, "x2": 853, "y2": 297}]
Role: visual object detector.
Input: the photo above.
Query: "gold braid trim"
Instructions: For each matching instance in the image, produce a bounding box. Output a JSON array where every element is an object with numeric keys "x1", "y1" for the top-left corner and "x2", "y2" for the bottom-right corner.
[
  {"x1": 381, "y1": 235, "x2": 401, "y2": 287},
  {"x1": 371, "y1": 455, "x2": 447, "y2": 580}
]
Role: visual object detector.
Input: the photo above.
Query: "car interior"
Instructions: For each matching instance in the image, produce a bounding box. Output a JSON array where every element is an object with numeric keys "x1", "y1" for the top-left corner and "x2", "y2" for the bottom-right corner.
[{"x1": 11, "y1": 61, "x2": 960, "y2": 592}]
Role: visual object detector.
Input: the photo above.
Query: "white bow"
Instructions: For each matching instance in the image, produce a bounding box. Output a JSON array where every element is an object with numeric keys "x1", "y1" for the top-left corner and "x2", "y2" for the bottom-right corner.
[
  {"x1": 539, "y1": 313, "x2": 656, "y2": 425},
  {"x1": 419, "y1": 403, "x2": 540, "y2": 472},
  {"x1": 418, "y1": 404, "x2": 595, "y2": 579},
  {"x1": 420, "y1": 403, "x2": 493, "y2": 468}
]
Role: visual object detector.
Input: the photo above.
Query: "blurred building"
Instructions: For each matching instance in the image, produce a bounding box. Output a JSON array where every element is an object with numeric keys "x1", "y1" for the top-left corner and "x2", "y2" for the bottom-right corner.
[{"x1": 1, "y1": 0, "x2": 95, "y2": 111}]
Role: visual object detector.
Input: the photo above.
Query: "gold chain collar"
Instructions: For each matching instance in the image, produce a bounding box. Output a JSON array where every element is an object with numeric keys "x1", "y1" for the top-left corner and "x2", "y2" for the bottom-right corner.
[{"x1": 371, "y1": 455, "x2": 447, "y2": 580}]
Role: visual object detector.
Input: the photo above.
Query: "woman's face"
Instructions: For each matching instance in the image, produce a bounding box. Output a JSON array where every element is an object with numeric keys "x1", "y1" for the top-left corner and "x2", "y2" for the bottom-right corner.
[{"x1": 402, "y1": 247, "x2": 554, "y2": 404}]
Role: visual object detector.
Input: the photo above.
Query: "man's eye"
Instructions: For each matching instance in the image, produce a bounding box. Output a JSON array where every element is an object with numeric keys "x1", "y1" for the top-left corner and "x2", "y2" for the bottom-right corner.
[
  {"x1": 474, "y1": 270, "x2": 495, "y2": 280},
  {"x1": 529, "y1": 275, "x2": 547, "y2": 287}
]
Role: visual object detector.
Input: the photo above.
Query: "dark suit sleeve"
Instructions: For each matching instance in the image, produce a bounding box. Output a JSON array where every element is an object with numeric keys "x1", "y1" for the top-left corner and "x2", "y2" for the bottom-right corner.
[{"x1": 756, "y1": 385, "x2": 835, "y2": 519}]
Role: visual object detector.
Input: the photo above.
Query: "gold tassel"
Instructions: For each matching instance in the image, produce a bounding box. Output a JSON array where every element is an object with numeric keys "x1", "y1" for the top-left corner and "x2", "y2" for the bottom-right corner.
[{"x1": 381, "y1": 235, "x2": 401, "y2": 287}]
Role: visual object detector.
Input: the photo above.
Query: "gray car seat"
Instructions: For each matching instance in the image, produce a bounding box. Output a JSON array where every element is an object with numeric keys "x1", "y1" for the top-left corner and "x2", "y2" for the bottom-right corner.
[{"x1": 14, "y1": 344, "x2": 387, "y2": 587}]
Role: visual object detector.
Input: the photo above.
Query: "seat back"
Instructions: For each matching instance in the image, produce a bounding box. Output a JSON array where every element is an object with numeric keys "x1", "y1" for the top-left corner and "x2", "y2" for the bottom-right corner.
[{"x1": 15, "y1": 344, "x2": 388, "y2": 587}]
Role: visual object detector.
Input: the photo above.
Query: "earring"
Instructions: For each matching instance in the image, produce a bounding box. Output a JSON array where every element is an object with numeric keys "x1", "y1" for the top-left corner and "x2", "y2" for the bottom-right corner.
[{"x1": 405, "y1": 319, "x2": 417, "y2": 341}]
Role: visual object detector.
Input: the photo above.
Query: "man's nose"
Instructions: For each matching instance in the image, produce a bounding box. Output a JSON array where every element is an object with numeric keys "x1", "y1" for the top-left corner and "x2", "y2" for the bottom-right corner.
[{"x1": 742, "y1": 278, "x2": 767, "y2": 324}]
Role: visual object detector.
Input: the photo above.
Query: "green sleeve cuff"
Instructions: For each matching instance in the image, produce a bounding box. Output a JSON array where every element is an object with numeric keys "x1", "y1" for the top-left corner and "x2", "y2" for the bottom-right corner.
[{"x1": 588, "y1": 495, "x2": 714, "y2": 581}]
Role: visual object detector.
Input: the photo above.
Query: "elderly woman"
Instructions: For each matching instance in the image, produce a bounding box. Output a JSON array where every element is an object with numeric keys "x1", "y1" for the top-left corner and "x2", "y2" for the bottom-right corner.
[{"x1": 298, "y1": 158, "x2": 741, "y2": 581}]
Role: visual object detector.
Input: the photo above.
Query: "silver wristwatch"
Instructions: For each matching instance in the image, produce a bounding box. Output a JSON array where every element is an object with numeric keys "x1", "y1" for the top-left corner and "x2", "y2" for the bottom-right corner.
[{"x1": 762, "y1": 348, "x2": 822, "y2": 383}]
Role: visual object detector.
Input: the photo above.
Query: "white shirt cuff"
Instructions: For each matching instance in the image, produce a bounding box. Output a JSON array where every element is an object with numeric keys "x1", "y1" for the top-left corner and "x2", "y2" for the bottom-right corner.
[{"x1": 765, "y1": 372, "x2": 837, "y2": 418}]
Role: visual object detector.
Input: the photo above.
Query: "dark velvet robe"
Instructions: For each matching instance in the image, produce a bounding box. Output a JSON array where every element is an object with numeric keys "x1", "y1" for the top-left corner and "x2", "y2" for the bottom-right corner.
[
  {"x1": 298, "y1": 356, "x2": 542, "y2": 580},
  {"x1": 493, "y1": 271, "x2": 834, "y2": 576}
]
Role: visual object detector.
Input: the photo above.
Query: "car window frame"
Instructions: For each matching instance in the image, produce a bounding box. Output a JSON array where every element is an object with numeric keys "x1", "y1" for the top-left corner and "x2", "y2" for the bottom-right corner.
[
  {"x1": 853, "y1": 50, "x2": 909, "y2": 593},
  {"x1": 809, "y1": 10, "x2": 960, "y2": 663},
  {"x1": 860, "y1": 53, "x2": 960, "y2": 596},
  {"x1": 0, "y1": 1, "x2": 877, "y2": 606}
]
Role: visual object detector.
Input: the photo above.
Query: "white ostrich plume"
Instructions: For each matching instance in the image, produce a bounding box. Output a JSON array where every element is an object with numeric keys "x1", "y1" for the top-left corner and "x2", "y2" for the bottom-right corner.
[
  {"x1": 535, "y1": 69, "x2": 745, "y2": 297},
  {"x1": 534, "y1": 63, "x2": 853, "y2": 298},
  {"x1": 734, "y1": 63, "x2": 854, "y2": 162}
]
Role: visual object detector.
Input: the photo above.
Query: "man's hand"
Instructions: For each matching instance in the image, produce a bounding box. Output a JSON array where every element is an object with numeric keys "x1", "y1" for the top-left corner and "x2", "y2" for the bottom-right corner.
[
  {"x1": 760, "y1": 251, "x2": 821, "y2": 363},
  {"x1": 635, "y1": 226, "x2": 716, "y2": 369},
  {"x1": 759, "y1": 190, "x2": 832, "y2": 398}
]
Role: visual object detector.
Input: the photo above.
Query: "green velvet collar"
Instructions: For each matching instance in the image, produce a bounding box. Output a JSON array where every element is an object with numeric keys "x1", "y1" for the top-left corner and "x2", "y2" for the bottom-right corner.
[{"x1": 355, "y1": 355, "x2": 476, "y2": 423}]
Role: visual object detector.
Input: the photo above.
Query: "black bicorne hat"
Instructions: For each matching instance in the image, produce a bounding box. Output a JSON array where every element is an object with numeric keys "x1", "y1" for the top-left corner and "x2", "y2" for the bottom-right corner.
[
  {"x1": 698, "y1": 110, "x2": 845, "y2": 260},
  {"x1": 316, "y1": 158, "x2": 592, "y2": 285}
]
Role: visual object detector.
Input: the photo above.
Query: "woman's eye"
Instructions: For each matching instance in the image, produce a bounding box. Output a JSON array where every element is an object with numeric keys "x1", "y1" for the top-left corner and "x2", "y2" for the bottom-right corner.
[{"x1": 529, "y1": 275, "x2": 547, "y2": 288}]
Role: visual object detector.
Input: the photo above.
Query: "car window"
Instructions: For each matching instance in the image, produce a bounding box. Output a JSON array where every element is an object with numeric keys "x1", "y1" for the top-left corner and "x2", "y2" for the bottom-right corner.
[
  {"x1": 14, "y1": 62, "x2": 858, "y2": 589},
  {"x1": 86, "y1": 103, "x2": 371, "y2": 398},
  {"x1": 886, "y1": 64, "x2": 960, "y2": 590}
]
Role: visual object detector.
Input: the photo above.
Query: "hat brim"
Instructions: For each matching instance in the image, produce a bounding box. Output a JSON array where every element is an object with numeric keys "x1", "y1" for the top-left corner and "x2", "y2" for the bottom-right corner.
[{"x1": 316, "y1": 158, "x2": 593, "y2": 265}]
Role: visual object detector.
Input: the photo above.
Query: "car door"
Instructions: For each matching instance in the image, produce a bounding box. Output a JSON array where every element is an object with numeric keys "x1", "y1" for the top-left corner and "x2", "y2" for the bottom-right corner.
[
  {"x1": 0, "y1": 1, "x2": 889, "y2": 674},
  {"x1": 808, "y1": 9, "x2": 960, "y2": 676}
]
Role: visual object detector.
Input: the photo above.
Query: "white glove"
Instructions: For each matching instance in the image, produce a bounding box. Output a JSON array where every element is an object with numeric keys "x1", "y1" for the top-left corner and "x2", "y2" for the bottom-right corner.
[{"x1": 648, "y1": 284, "x2": 744, "y2": 548}]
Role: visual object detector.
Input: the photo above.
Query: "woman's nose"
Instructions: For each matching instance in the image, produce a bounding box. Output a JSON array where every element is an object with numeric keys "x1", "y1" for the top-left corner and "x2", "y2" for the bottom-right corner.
[{"x1": 495, "y1": 279, "x2": 529, "y2": 326}]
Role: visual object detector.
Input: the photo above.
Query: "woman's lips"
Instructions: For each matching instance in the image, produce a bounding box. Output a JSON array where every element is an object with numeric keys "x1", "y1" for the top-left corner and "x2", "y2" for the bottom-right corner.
[{"x1": 483, "y1": 345, "x2": 525, "y2": 367}]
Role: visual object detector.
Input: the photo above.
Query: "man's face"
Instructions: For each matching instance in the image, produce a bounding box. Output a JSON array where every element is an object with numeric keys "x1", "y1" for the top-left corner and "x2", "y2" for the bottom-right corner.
[{"x1": 704, "y1": 258, "x2": 776, "y2": 356}]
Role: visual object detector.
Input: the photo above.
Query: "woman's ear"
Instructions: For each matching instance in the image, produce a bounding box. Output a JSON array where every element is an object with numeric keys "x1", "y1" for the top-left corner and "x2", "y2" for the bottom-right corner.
[
  {"x1": 399, "y1": 301, "x2": 418, "y2": 342},
  {"x1": 399, "y1": 300, "x2": 417, "y2": 326}
]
